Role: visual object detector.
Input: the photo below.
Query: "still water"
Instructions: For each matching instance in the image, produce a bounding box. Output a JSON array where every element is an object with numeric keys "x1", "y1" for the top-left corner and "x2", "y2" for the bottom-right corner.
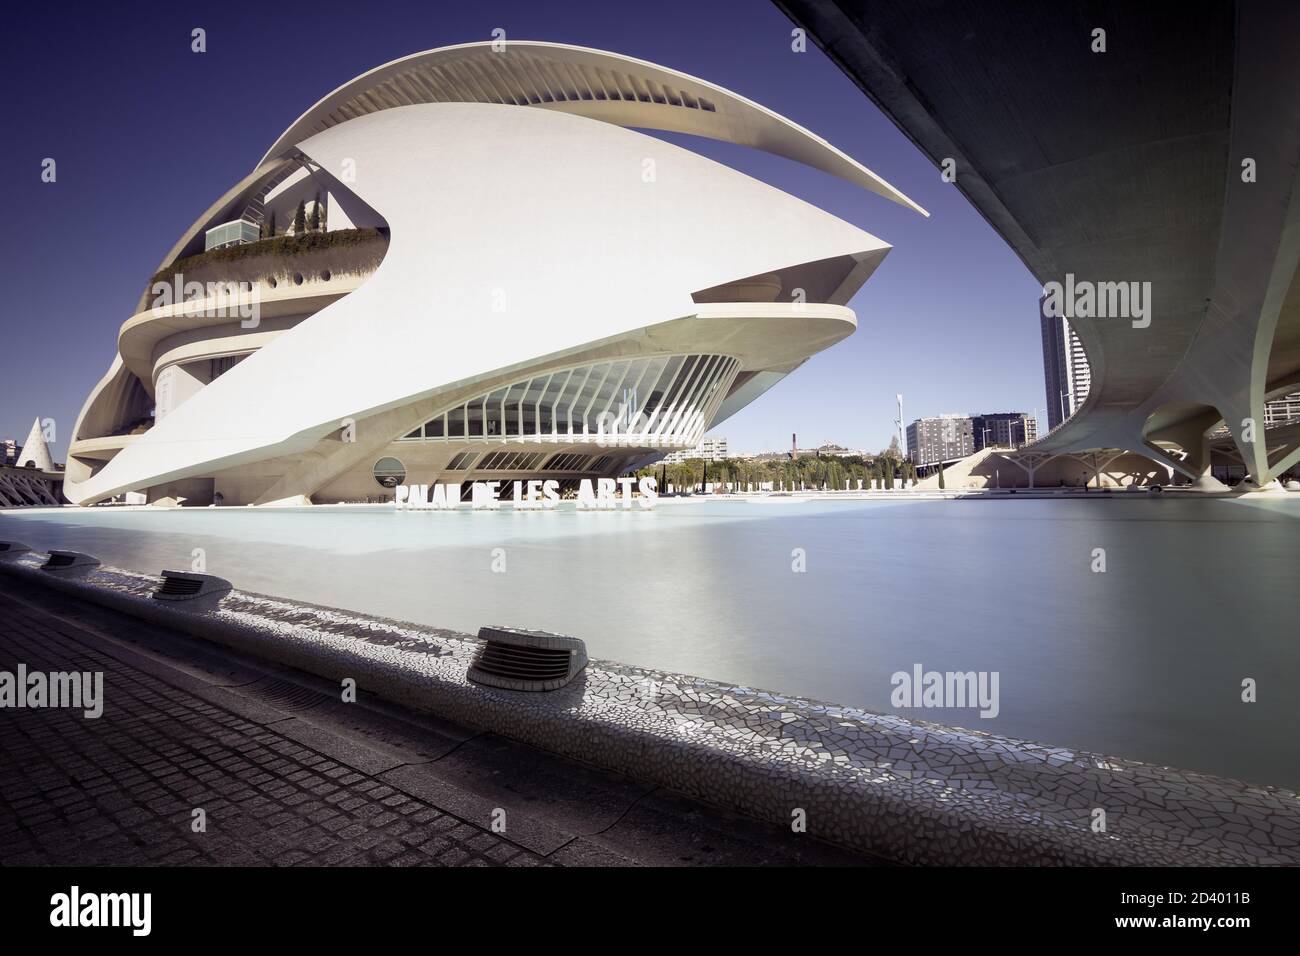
[{"x1": 3, "y1": 496, "x2": 1298, "y2": 788}]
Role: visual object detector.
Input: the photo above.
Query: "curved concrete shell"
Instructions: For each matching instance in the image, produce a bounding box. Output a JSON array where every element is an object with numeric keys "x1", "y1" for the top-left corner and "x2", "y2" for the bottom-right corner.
[
  {"x1": 260, "y1": 40, "x2": 927, "y2": 215},
  {"x1": 67, "y1": 42, "x2": 920, "y2": 506}
]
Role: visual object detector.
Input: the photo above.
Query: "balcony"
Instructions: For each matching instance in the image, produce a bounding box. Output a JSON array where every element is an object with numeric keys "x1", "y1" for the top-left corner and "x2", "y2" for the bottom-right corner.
[{"x1": 150, "y1": 227, "x2": 388, "y2": 291}]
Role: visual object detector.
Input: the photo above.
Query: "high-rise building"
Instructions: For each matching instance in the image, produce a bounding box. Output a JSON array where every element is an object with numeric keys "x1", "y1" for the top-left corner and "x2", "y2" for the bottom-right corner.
[
  {"x1": 906, "y1": 415, "x2": 975, "y2": 466},
  {"x1": 1040, "y1": 299, "x2": 1091, "y2": 430},
  {"x1": 972, "y1": 412, "x2": 1038, "y2": 450}
]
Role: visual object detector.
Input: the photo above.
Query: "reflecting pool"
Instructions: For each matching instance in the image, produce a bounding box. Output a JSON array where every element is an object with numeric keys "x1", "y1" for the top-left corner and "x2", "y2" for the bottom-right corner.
[{"x1": 4, "y1": 496, "x2": 1298, "y2": 788}]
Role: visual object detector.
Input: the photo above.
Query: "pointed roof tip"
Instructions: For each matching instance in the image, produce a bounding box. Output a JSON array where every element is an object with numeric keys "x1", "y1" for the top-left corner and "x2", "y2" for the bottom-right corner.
[
  {"x1": 17, "y1": 417, "x2": 55, "y2": 472},
  {"x1": 894, "y1": 192, "x2": 930, "y2": 218}
]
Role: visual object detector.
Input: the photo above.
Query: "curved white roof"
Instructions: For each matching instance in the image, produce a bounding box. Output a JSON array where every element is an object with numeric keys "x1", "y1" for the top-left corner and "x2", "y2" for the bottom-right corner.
[{"x1": 259, "y1": 40, "x2": 927, "y2": 216}]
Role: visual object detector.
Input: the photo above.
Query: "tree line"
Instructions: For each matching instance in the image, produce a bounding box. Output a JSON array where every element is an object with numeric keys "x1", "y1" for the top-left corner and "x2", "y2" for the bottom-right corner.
[{"x1": 635, "y1": 450, "x2": 923, "y2": 493}]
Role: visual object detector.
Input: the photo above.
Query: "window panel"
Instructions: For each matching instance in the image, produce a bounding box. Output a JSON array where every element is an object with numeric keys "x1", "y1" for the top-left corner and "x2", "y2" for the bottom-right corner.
[
  {"x1": 560, "y1": 367, "x2": 591, "y2": 435},
  {"x1": 539, "y1": 373, "x2": 564, "y2": 435},
  {"x1": 580, "y1": 364, "x2": 614, "y2": 433},
  {"x1": 506, "y1": 382, "x2": 528, "y2": 437},
  {"x1": 483, "y1": 391, "x2": 504, "y2": 437},
  {"x1": 625, "y1": 357, "x2": 662, "y2": 432}
]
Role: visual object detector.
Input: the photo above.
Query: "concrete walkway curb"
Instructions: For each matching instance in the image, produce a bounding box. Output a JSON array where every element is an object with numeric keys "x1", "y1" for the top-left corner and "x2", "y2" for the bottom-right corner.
[{"x1": 3, "y1": 551, "x2": 1297, "y2": 865}]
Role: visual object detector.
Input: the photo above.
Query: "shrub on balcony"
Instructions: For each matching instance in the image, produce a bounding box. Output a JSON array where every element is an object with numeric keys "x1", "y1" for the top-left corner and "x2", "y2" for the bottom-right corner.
[{"x1": 149, "y1": 227, "x2": 388, "y2": 289}]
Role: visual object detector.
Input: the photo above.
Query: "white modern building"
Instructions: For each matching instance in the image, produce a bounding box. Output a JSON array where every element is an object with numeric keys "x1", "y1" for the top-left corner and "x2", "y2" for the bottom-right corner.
[
  {"x1": 64, "y1": 41, "x2": 924, "y2": 506},
  {"x1": 661, "y1": 436, "x2": 728, "y2": 464}
]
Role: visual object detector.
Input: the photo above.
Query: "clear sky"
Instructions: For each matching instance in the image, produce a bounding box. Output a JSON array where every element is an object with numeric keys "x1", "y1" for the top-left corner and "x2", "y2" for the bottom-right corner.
[{"x1": 1, "y1": 0, "x2": 1044, "y2": 460}]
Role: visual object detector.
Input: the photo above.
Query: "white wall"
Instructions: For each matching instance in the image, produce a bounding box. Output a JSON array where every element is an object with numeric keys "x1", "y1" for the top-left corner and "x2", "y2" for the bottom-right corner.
[{"x1": 154, "y1": 361, "x2": 210, "y2": 421}]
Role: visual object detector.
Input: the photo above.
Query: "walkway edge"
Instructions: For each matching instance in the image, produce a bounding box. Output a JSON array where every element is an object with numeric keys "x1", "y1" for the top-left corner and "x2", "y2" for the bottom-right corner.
[{"x1": 2, "y1": 553, "x2": 1297, "y2": 866}]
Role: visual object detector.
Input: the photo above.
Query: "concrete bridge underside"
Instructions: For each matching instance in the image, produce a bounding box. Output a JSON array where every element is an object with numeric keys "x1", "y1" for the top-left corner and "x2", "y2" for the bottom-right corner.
[
  {"x1": 779, "y1": 0, "x2": 1300, "y2": 487},
  {"x1": 917, "y1": 436, "x2": 1300, "y2": 492}
]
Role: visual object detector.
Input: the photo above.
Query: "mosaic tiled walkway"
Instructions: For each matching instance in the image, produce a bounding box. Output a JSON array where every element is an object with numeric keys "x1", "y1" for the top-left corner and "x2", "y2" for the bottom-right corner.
[{"x1": 0, "y1": 583, "x2": 865, "y2": 867}]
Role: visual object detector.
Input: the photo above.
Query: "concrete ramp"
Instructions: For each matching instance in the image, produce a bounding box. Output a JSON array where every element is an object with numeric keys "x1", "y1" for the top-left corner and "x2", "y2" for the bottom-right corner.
[{"x1": 914, "y1": 448, "x2": 999, "y2": 491}]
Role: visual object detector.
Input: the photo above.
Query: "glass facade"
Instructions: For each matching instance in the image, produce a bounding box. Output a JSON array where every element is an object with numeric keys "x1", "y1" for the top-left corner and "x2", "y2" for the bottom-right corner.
[
  {"x1": 204, "y1": 219, "x2": 260, "y2": 251},
  {"x1": 398, "y1": 354, "x2": 740, "y2": 448}
]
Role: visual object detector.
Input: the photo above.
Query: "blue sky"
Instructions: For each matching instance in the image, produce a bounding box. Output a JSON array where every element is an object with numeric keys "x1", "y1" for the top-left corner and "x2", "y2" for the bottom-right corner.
[{"x1": 1, "y1": 0, "x2": 1043, "y2": 459}]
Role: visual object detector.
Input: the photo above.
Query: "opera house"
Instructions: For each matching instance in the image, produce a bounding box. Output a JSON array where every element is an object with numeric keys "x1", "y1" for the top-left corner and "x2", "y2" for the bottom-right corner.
[{"x1": 65, "y1": 41, "x2": 923, "y2": 507}]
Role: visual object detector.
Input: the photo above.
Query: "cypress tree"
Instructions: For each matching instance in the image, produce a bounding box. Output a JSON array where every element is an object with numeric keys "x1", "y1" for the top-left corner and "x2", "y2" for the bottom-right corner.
[{"x1": 292, "y1": 199, "x2": 306, "y2": 235}]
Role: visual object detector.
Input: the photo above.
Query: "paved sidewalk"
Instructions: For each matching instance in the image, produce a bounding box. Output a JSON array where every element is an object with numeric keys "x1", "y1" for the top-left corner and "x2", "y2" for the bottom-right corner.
[{"x1": 0, "y1": 579, "x2": 870, "y2": 867}]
